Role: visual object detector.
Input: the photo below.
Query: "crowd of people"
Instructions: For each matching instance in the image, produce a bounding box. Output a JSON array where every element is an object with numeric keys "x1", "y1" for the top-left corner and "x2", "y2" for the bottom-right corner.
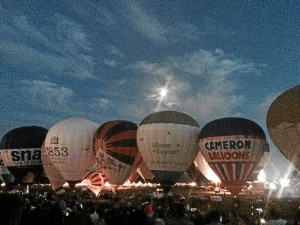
[
  {"x1": 1, "y1": 191, "x2": 300, "y2": 225},
  {"x1": 0, "y1": 191, "x2": 231, "y2": 225}
]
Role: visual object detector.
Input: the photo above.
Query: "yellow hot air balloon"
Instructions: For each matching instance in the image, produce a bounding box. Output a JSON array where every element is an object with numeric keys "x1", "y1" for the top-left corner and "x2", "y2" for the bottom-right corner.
[
  {"x1": 267, "y1": 85, "x2": 300, "y2": 172},
  {"x1": 137, "y1": 111, "x2": 200, "y2": 191},
  {"x1": 44, "y1": 118, "x2": 98, "y2": 188}
]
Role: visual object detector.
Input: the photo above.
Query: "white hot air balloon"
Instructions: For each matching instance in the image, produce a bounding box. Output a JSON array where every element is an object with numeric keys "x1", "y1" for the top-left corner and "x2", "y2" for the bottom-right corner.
[
  {"x1": 194, "y1": 151, "x2": 220, "y2": 183},
  {"x1": 137, "y1": 111, "x2": 200, "y2": 191},
  {"x1": 44, "y1": 118, "x2": 98, "y2": 188},
  {"x1": 41, "y1": 143, "x2": 66, "y2": 191}
]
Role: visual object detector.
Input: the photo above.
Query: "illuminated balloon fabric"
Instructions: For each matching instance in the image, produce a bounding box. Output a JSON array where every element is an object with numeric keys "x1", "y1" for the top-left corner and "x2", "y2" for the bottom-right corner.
[
  {"x1": 137, "y1": 111, "x2": 200, "y2": 186},
  {"x1": 94, "y1": 120, "x2": 141, "y2": 186},
  {"x1": 0, "y1": 126, "x2": 48, "y2": 184},
  {"x1": 248, "y1": 142, "x2": 270, "y2": 181},
  {"x1": 41, "y1": 143, "x2": 65, "y2": 191},
  {"x1": 0, "y1": 152, "x2": 15, "y2": 185},
  {"x1": 194, "y1": 151, "x2": 220, "y2": 182},
  {"x1": 128, "y1": 157, "x2": 143, "y2": 183},
  {"x1": 137, "y1": 158, "x2": 154, "y2": 182},
  {"x1": 186, "y1": 163, "x2": 207, "y2": 186},
  {"x1": 199, "y1": 118, "x2": 267, "y2": 195},
  {"x1": 85, "y1": 171, "x2": 104, "y2": 196},
  {"x1": 44, "y1": 118, "x2": 98, "y2": 187},
  {"x1": 267, "y1": 85, "x2": 300, "y2": 172}
]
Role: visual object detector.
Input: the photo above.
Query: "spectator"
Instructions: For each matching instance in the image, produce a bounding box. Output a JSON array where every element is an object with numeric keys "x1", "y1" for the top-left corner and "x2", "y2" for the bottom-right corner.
[
  {"x1": 0, "y1": 193, "x2": 23, "y2": 225},
  {"x1": 265, "y1": 208, "x2": 287, "y2": 225},
  {"x1": 205, "y1": 210, "x2": 222, "y2": 225}
]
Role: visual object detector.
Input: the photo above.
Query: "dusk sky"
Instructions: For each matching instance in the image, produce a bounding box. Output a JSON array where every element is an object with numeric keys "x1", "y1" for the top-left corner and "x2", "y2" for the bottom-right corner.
[{"x1": 1, "y1": 1, "x2": 299, "y2": 181}]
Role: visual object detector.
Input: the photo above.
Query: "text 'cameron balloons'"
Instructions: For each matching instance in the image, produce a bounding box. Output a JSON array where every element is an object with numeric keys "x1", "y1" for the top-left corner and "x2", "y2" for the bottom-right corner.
[
  {"x1": 44, "y1": 118, "x2": 98, "y2": 188},
  {"x1": 137, "y1": 111, "x2": 200, "y2": 189},
  {"x1": 267, "y1": 85, "x2": 300, "y2": 172},
  {"x1": 0, "y1": 126, "x2": 48, "y2": 184},
  {"x1": 199, "y1": 118, "x2": 267, "y2": 195},
  {"x1": 94, "y1": 120, "x2": 141, "y2": 188}
]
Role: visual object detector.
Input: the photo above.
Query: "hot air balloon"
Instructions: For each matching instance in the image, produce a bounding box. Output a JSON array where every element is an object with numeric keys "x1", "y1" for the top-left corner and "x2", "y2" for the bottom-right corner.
[
  {"x1": 199, "y1": 117, "x2": 267, "y2": 195},
  {"x1": 137, "y1": 158, "x2": 154, "y2": 183},
  {"x1": 137, "y1": 111, "x2": 200, "y2": 191},
  {"x1": 186, "y1": 163, "x2": 207, "y2": 186},
  {"x1": 41, "y1": 143, "x2": 66, "y2": 191},
  {"x1": 0, "y1": 152, "x2": 15, "y2": 186},
  {"x1": 194, "y1": 151, "x2": 220, "y2": 183},
  {"x1": 85, "y1": 171, "x2": 104, "y2": 196},
  {"x1": 248, "y1": 142, "x2": 270, "y2": 181},
  {"x1": 267, "y1": 85, "x2": 300, "y2": 172},
  {"x1": 44, "y1": 118, "x2": 98, "y2": 188},
  {"x1": 0, "y1": 126, "x2": 48, "y2": 184},
  {"x1": 93, "y1": 120, "x2": 141, "y2": 191}
]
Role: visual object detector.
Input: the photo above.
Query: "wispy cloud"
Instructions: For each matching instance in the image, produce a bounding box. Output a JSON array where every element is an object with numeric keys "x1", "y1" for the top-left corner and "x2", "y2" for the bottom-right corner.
[
  {"x1": 131, "y1": 49, "x2": 258, "y2": 121},
  {"x1": 21, "y1": 80, "x2": 74, "y2": 108},
  {"x1": 125, "y1": 2, "x2": 201, "y2": 43},
  {"x1": 0, "y1": 14, "x2": 95, "y2": 79}
]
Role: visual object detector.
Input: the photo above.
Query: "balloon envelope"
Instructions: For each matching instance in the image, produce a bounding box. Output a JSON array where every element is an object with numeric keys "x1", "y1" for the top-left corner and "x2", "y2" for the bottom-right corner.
[
  {"x1": 137, "y1": 158, "x2": 154, "y2": 182},
  {"x1": 194, "y1": 151, "x2": 220, "y2": 183},
  {"x1": 94, "y1": 120, "x2": 141, "y2": 187},
  {"x1": 85, "y1": 171, "x2": 104, "y2": 196},
  {"x1": 199, "y1": 117, "x2": 267, "y2": 195},
  {"x1": 0, "y1": 126, "x2": 48, "y2": 184},
  {"x1": 267, "y1": 85, "x2": 300, "y2": 172},
  {"x1": 41, "y1": 143, "x2": 66, "y2": 191},
  {"x1": 137, "y1": 111, "x2": 200, "y2": 190},
  {"x1": 44, "y1": 118, "x2": 98, "y2": 188}
]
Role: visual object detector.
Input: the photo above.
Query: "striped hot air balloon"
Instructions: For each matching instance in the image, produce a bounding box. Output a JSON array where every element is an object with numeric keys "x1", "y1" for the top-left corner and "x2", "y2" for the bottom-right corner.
[
  {"x1": 93, "y1": 120, "x2": 141, "y2": 189},
  {"x1": 85, "y1": 171, "x2": 104, "y2": 196},
  {"x1": 199, "y1": 117, "x2": 267, "y2": 195}
]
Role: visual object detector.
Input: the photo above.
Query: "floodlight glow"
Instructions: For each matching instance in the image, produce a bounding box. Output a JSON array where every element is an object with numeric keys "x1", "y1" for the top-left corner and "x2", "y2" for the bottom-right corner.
[
  {"x1": 280, "y1": 178, "x2": 290, "y2": 187},
  {"x1": 257, "y1": 170, "x2": 266, "y2": 182},
  {"x1": 269, "y1": 182, "x2": 276, "y2": 190},
  {"x1": 189, "y1": 182, "x2": 197, "y2": 187}
]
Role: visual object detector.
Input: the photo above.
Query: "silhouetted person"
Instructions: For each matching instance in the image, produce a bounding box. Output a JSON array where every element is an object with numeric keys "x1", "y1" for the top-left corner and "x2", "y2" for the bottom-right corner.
[{"x1": 0, "y1": 193, "x2": 23, "y2": 225}]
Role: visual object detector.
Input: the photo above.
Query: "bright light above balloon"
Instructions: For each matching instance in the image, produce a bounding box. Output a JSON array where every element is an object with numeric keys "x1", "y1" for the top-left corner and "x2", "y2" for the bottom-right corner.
[{"x1": 159, "y1": 88, "x2": 168, "y2": 98}]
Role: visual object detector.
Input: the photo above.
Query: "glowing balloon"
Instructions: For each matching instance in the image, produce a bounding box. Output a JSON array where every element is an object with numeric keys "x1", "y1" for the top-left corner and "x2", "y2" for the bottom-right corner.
[
  {"x1": 93, "y1": 120, "x2": 141, "y2": 188},
  {"x1": 137, "y1": 111, "x2": 200, "y2": 190},
  {"x1": 199, "y1": 117, "x2": 267, "y2": 195},
  {"x1": 267, "y1": 85, "x2": 300, "y2": 172},
  {"x1": 0, "y1": 152, "x2": 15, "y2": 185},
  {"x1": 0, "y1": 126, "x2": 48, "y2": 184},
  {"x1": 186, "y1": 163, "x2": 207, "y2": 186},
  {"x1": 85, "y1": 171, "x2": 104, "y2": 196},
  {"x1": 248, "y1": 142, "x2": 270, "y2": 181},
  {"x1": 194, "y1": 151, "x2": 220, "y2": 183},
  {"x1": 137, "y1": 158, "x2": 154, "y2": 182},
  {"x1": 41, "y1": 143, "x2": 65, "y2": 191},
  {"x1": 44, "y1": 118, "x2": 98, "y2": 188}
]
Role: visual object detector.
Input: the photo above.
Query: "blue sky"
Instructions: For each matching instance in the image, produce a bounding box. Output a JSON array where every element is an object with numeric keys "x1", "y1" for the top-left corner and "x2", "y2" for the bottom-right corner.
[{"x1": 1, "y1": 1, "x2": 299, "y2": 181}]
